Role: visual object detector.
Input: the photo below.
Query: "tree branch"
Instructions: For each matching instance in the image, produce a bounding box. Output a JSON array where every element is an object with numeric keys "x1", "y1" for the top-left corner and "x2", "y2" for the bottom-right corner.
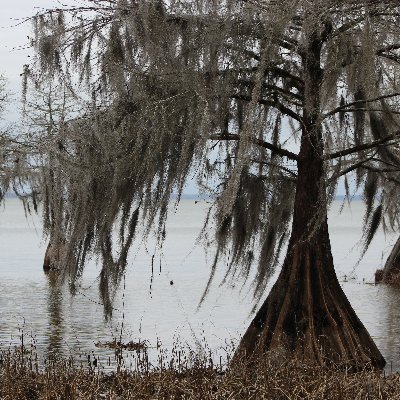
[
  {"x1": 331, "y1": 14, "x2": 366, "y2": 37},
  {"x1": 360, "y1": 165, "x2": 400, "y2": 186},
  {"x1": 371, "y1": 157, "x2": 400, "y2": 169},
  {"x1": 330, "y1": 108, "x2": 400, "y2": 115},
  {"x1": 326, "y1": 134, "x2": 399, "y2": 160},
  {"x1": 231, "y1": 93, "x2": 303, "y2": 124},
  {"x1": 323, "y1": 92, "x2": 400, "y2": 119},
  {"x1": 377, "y1": 43, "x2": 400, "y2": 55},
  {"x1": 225, "y1": 155, "x2": 298, "y2": 176},
  {"x1": 238, "y1": 79, "x2": 303, "y2": 103},
  {"x1": 253, "y1": 159, "x2": 298, "y2": 177},
  {"x1": 378, "y1": 53, "x2": 400, "y2": 64},
  {"x1": 329, "y1": 153, "x2": 377, "y2": 180},
  {"x1": 332, "y1": 8, "x2": 389, "y2": 37},
  {"x1": 266, "y1": 66, "x2": 304, "y2": 90},
  {"x1": 209, "y1": 133, "x2": 299, "y2": 161}
]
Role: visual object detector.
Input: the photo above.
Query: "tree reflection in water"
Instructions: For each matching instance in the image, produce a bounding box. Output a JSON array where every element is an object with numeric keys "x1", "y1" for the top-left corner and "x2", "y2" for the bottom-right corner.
[
  {"x1": 381, "y1": 285, "x2": 400, "y2": 373},
  {"x1": 45, "y1": 272, "x2": 64, "y2": 359}
]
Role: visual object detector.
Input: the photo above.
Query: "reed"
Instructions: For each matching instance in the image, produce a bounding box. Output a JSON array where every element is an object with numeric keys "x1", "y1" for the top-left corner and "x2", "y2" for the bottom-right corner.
[{"x1": 1, "y1": 344, "x2": 400, "y2": 399}]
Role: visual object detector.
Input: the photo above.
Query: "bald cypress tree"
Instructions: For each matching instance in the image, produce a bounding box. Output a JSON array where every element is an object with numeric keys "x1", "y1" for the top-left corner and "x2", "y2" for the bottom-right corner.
[{"x1": 27, "y1": 0, "x2": 400, "y2": 367}]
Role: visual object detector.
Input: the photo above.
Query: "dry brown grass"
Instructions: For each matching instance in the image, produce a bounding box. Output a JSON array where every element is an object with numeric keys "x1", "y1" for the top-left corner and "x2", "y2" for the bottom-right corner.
[{"x1": 1, "y1": 347, "x2": 400, "y2": 400}]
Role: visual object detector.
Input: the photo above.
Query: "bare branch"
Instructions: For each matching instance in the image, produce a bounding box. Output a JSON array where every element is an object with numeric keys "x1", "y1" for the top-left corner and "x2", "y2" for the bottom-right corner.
[
  {"x1": 323, "y1": 92, "x2": 400, "y2": 119},
  {"x1": 361, "y1": 165, "x2": 400, "y2": 186},
  {"x1": 253, "y1": 160, "x2": 298, "y2": 177},
  {"x1": 232, "y1": 93, "x2": 303, "y2": 124},
  {"x1": 238, "y1": 79, "x2": 303, "y2": 103},
  {"x1": 377, "y1": 43, "x2": 400, "y2": 55},
  {"x1": 266, "y1": 66, "x2": 304, "y2": 90},
  {"x1": 329, "y1": 153, "x2": 377, "y2": 180},
  {"x1": 209, "y1": 133, "x2": 299, "y2": 161},
  {"x1": 326, "y1": 134, "x2": 399, "y2": 160}
]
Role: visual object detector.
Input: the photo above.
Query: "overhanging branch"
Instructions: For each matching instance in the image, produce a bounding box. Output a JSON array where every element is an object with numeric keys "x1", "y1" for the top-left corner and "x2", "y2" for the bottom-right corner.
[
  {"x1": 329, "y1": 108, "x2": 400, "y2": 115},
  {"x1": 254, "y1": 160, "x2": 297, "y2": 177},
  {"x1": 238, "y1": 79, "x2": 303, "y2": 103},
  {"x1": 232, "y1": 93, "x2": 303, "y2": 124},
  {"x1": 329, "y1": 153, "x2": 377, "y2": 180},
  {"x1": 377, "y1": 43, "x2": 400, "y2": 55},
  {"x1": 326, "y1": 134, "x2": 399, "y2": 160},
  {"x1": 209, "y1": 133, "x2": 299, "y2": 161},
  {"x1": 266, "y1": 66, "x2": 304, "y2": 90},
  {"x1": 323, "y1": 92, "x2": 400, "y2": 119},
  {"x1": 360, "y1": 165, "x2": 400, "y2": 186}
]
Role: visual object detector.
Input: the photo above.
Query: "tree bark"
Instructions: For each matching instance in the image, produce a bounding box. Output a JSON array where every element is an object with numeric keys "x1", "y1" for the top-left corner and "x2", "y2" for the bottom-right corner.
[
  {"x1": 235, "y1": 28, "x2": 385, "y2": 369},
  {"x1": 235, "y1": 211, "x2": 386, "y2": 368},
  {"x1": 376, "y1": 235, "x2": 400, "y2": 285}
]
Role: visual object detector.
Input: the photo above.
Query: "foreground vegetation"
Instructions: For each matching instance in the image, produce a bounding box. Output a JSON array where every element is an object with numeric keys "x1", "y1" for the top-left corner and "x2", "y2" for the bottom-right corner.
[{"x1": 1, "y1": 349, "x2": 400, "y2": 400}]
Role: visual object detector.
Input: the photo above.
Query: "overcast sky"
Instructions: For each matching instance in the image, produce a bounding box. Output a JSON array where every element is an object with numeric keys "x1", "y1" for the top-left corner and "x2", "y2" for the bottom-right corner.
[{"x1": 0, "y1": 1, "x2": 75, "y2": 123}]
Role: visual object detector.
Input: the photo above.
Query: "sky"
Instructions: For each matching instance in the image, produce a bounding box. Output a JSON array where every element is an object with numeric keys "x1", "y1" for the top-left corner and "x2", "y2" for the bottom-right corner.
[
  {"x1": 0, "y1": 3, "x2": 37, "y2": 97},
  {"x1": 0, "y1": 1, "x2": 76, "y2": 123}
]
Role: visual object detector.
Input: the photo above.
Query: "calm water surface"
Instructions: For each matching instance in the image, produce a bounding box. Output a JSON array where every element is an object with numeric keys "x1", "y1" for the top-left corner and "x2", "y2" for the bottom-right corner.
[{"x1": 0, "y1": 198, "x2": 399, "y2": 371}]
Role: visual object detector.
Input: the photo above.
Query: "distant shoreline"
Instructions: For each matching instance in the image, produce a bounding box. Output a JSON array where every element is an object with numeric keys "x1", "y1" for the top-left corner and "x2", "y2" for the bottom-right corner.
[
  {"x1": 178, "y1": 194, "x2": 363, "y2": 201},
  {"x1": 3, "y1": 192, "x2": 363, "y2": 201}
]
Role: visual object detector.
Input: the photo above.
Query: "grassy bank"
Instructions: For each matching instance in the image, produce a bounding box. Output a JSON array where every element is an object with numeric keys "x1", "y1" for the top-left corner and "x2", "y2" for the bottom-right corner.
[{"x1": 1, "y1": 350, "x2": 400, "y2": 400}]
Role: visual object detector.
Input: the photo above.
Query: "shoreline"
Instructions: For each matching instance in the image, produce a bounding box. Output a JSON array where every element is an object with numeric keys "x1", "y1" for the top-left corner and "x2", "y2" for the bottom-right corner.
[{"x1": 0, "y1": 349, "x2": 398, "y2": 399}]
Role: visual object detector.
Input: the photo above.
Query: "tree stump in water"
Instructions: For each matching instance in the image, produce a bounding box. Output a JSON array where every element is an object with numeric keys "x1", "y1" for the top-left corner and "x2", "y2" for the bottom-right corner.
[
  {"x1": 375, "y1": 269, "x2": 384, "y2": 284},
  {"x1": 43, "y1": 242, "x2": 68, "y2": 272},
  {"x1": 376, "y1": 236, "x2": 400, "y2": 286}
]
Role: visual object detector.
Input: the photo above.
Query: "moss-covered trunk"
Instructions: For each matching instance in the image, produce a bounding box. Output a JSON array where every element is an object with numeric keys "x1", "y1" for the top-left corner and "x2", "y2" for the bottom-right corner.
[{"x1": 235, "y1": 28, "x2": 385, "y2": 369}]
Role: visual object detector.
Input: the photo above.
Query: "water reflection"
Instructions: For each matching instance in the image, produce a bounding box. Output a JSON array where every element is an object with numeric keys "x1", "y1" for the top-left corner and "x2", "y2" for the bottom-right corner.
[
  {"x1": 380, "y1": 286, "x2": 400, "y2": 372},
  {"x1": 45, "y1": 272, "x2": 64, "y2": 359}
]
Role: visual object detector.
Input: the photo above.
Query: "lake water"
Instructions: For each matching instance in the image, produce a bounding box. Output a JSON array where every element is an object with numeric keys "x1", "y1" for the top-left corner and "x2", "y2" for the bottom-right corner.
[{"x1": 0, "y1": 198, "x2": 400, "y2": 372}]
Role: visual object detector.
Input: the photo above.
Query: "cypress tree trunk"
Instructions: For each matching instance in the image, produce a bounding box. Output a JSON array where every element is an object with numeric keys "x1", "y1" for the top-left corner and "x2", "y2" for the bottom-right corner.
[
  {"x1": 43, "y1": 241, "x2": 68, "y2": 272},
  {"x1": 235, "y1": 29, "x2": 385, "y2": 369},
  {"x1": 376, "y1": 235, "x2": 400, "y2": 285},
  {"x1": 43, "y1": 242, "x2": 56, "y2": 272},
  {"x1": 235, "y1": 189, "x2": 386, "y2": 367}
]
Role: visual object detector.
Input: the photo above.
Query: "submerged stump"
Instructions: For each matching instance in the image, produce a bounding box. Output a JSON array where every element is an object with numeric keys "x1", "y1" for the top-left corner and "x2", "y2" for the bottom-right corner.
[
  {"x1": 43, "y1": 242, "x2": 68, "y2": 272},
  {"x1": 375, "y1": 236, "x2": 400, "y2": 286}
]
